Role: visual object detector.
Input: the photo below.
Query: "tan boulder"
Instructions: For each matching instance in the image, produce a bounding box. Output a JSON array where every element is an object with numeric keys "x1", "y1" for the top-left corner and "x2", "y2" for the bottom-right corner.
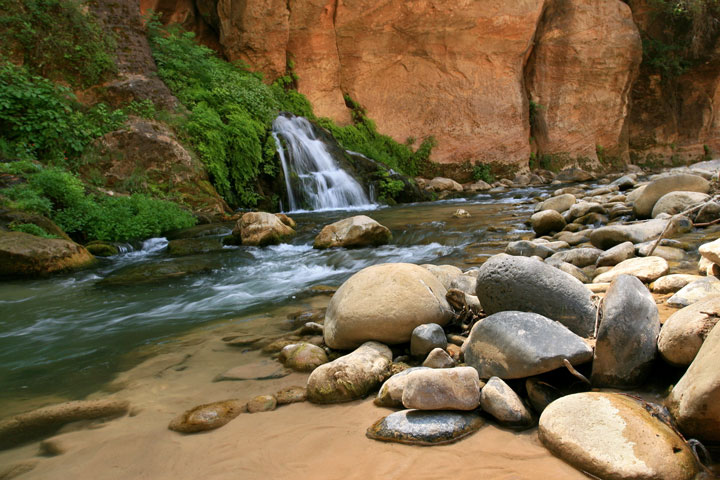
[
  {"x1": 0, "y1": 232, "x2": 96, "y2": 277},
  {"x1": 427, "y1": 177, "x2": 463, "y2": 193},
  {"x1": 168, "y1": 399, "x2": 245, "y2": 433},
  {"x1": 699, "y1": 237, "x2": 720, "y2": 265},
  {"x1": 401, "y1": 367, "x2": 481, "y2": 411},
  {"x1": 535, "y1": 194, "x2": 576, "y2": 213},
  {"x1": 324, "y1": 263, "x2": 453, "y2": 350},
  {"x1": 651, "y1": 191, "x2": 710, "y2": 218},
  {"x1": 232, "y1": 212, "x2": 296, "y2": 246},
  {"x1": 650, "y1": 274, "x2": 703, "y2": 294},
  {"x1": 313, "y1": 215, "x2": 391, "y2": 249},
  {"x1": 279, "y1": 343, "x2": 328, "y2": 372},
  {"x1": 593, "y1": 256, "x2": 668, "y2": 284},
  {"x1": 659, "y1": 297, "x2": 720, "y2": 366},
  {"x1": 633, "y1": 174, "x2": 710, "y2": 218}
]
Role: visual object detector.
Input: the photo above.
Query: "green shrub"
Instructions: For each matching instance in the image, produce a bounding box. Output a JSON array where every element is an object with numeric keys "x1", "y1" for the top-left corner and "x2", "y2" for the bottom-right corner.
[
  {"x1": 472, "y1": 163, "x2": 494, "y2": 183},
  {"x1": 8, "y1": 222, "x2": 58, "y2": 239}
]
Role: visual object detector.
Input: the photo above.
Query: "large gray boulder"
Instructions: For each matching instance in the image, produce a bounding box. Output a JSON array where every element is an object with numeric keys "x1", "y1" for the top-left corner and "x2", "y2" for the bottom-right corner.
[
  {"x1": 479, "y1": 377, "x2": 534, "y2": 429},
  {"x1": 666, "y1": 322, "x2": 720, "y2": 441},
  {"x1": 462, "y1": 311, "x2": 593, "y2": 380},
  {"x1": 539, "y1": 393, "x2": 698, "y2": 480},
  {"x1": 307, "y1": 342, "x2": 392, "y2": 404},
  {"x1": 633, "y1": 174, "x2": 710, "y2": 218},
  {"x1": 651, "y1": 191, "x2": 710, "y2": 218},
  {"x1": 313, "y1": 215, "x2": 391, "y2": 249},
  {"x1": 659, "y1": 296, "x2": 720, "y2": 366},
  {"x1": 591, "y1": 275, "x2": 660, "y2": 388},
  {"x1": 401, "y1": 367, "x2": 481, "y2": 411},
  {"x1": 324, "y1": 263, "x2": 453, "y2": 349},
  {"x1": 475, "y1": 254, "x2": 596, "y2": 337},
  {"x1": 366, "y1": 410, "x2": 484, "y2": 446}
]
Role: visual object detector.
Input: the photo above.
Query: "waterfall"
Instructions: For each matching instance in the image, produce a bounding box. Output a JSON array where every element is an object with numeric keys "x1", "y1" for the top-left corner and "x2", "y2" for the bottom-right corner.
[{"x1": 272, "y1": 115, "x2": 373, "y2": 212}]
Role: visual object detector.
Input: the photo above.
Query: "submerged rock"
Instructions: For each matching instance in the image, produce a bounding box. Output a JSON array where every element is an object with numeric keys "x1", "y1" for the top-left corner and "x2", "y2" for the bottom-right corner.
[
  {"x1": 168, "y1": 399, "x2": 246, "y2": 433},
  {"x1": 85, "y1": 241, "x2": 119, "y2": 257},
  {"x1": 275, "y1": 386, "x2": 307, "y2": 405},
  {"x1": 99, "y1": 256, "x2": 219, "y2": 286},
  {"x1": 167, "y1": 237, "x2": 226, "y2": 256},
  {"x1": 246, "y1": 395, "x2": 277, "y2": 413},
  {"x1": 313, "y1": 215, "x2": 391, "y2": 249},
  {"x1": 214, "y1": 360, "x2": 290, "y2": 381},
  {"x1": 279, "y1": 343, "x2": 328, "y2": 372},
  {"x1": 366, "y1": 410, "x2": 484, "y2": 446},
  {"x1": 231, "y1": 212, "x2": 296, "y2": 247},
  {"x1": 0, "y1": 232, "x2": 96, "y2": 277},
  {"x1": 479, "y1": 377, "x2": 534, "y2": 429},
  {"x1": 401, "y1": 367, "x2": 481, "y2": 411},
  {"x1": 539, "y1": 393, "x2": 698, "y2": 480},
  {"x1": 659, "y1": 297, "x2": 720, "y2": 367}
]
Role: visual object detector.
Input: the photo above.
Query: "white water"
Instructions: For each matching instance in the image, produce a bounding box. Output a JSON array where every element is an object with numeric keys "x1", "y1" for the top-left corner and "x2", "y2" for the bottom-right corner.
[{"x1": 272, "y1": 115, "x2": 374, "y2": 212}]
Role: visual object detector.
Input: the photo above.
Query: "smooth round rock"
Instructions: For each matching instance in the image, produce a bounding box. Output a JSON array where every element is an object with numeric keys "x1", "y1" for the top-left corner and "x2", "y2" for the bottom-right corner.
[
  {"x1": 659, "y1": 297, "x2": 720, "y2": 366},
  {"x1": 324, "y1": 263, "x2": 453, "y2": 350},
  {"x1": 505, "y1": 240, "x2": 556, "y2": 259},
  {"x1": 633, "y1": 174, "x2": 710, "y2": 218},
  {"x1": 540, "y1": 393, "x2": 698, "y2": 480},
  {"x1": 651, "y1": 191, "x2": 710, "y2": 218},
  {"x1": 410, "y1": 323, "x2": 447, "y2": 357},
  {"x1": 366, "y1": 410, "x2": 484, "y2": 446},
  {"x1": 548, "y1": 248, "x2": 603, "y2": 268},
  {"x1": 232, "y1": 212, "x2": 296, "y2": 247},
  {"x1": 699, "y1": 237, "x2": 720, "y2": 265},
  {"x1": 168, "y1": 400, "x2": 245, "y2": 433},
  {"x1": 531, "y1": 210, "x2": 566, "y2": 236},
  {"x1": 667, "y1": 276, "x2": 720, "y2": 308},
  {"x1": 535, "y1": 194, "x2": 576, "y2": 213},
  {"x1": 421, "y1": 264, "x2": 464, "y2": 290},
  {"x1": 479, "y1": 377, "x2": 534, "y2": 429},
  {"x1": 596, "y1": 241, "x2": 635, "y2": 267},
  {"x1": 375, "y1": 367, "x2": 430, "y2": 408},
  {"x1": 246, "y1": 395, "x2": 277, "y2": 413},
  {"x1": 279, "y1": 343, "x2": 328, "y2": 372},
  {"x1": 275, "y1": 386, "x2": 307, "y2": 405},
  {"x1": 313, "y1": 215, "x2": 391, "y2": 249},
  {"x1": 402, "y1": 367, "x2": 481, "y2": 411},
  {"x1": 650, "y1": 274, "x2": 703, "y2": 294},
  {"x1": 422, "y1": 348, "x2": 455, "y2": 369},
  {"x1": 589, "y1": 217, "x2": 691, "y2": 250},
  {"x1": 593, "y1": 256, "x2": 669, "y2": 284}
]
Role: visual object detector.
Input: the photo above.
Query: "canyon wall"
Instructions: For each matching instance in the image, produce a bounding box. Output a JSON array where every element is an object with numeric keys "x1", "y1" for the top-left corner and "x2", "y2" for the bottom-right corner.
[{"x1": 141, "y1": 0, "x2": 720, "y2": 171}]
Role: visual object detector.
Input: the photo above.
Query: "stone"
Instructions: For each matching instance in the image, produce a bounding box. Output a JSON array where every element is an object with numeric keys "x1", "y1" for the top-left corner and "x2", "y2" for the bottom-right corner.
[
  {"x1": 165, "y1": 224, "x2": 232, "y2": 241},
  {"x1": 666, "y1": 322, "x2": 720, "y2": 441},
  {"x1": 651, "y1": 191, "x2": 710, "y2": 218},
  {"x1": 0, "y1": 232, "x2": 96, "y2": 277},
  {"x1": 593, "y1": 256, "x2": 669, "y2": 284},
  {"x1": 590, "y1": 217, "x2": 692, "y2": 250},
  {"x1": 505, "y1": 240, "x2": 556, "y2": 259},
  {"x1": 410, "y1": 323, "x2": 447, "y2": 357},
  {"x1": 307, "y1": 341, "x2": 392, "y2": 404},
  {"x1": 633, "y1": 174, "x2": 710, "y2": 218},
  {"x1": 466, "y1": 180, "x2": 492, "y2": 192},
  {"x1": 85, "y1": 241, "x2": 119, "y2": 257},
  {"x1": 596, "y1": 241, "x2": 635, "y2": 267},
  {"x1": 452, "y1": 209, "x2": 471, "y2": 218},
  {"x1": 611, "y1": 174, "x2": 637, "y2": 190},
  {"x1": 695, "y1": 201, "x2": 720, "y2": 223},
  {"x1": 525, "y1": 378, "x2": 562, "y2": 414},
  {"x1": 535, "y1": 194, "x2": 576, "y2": 213},
  {"x1": 214, "y1": 360, "x2": 290, "y2": 381},
  {"x1": 699, "y1": 256, "x2": 720, "y2": 276},
  {"x1": 428, "y1": 177, "x2": 463, "y2": 192},
  {"x1": 545, "y1": 258, "x2": 590, "y2": 283},
  {"x1": 422, "y1": 348, "x2": 455, "y2": 369},
  {"x1": 313, "y1": 215, "x2": 391, "y2": 249},
  {"x1": 565, "y1": 202, "x2": 605, "y2": 222},
  {"x1": 651, "y1": 274, "x2": 704, "y2": 294},
  {"x1": 531, "y1": 210, "x2": 566, "y2": 236},
  {"x1": 299, "y1": 322, "x2": 324, "y2": 336},
  {"x1": 479, "y1": 377, "x2": 534, "y2": 429},
  {"x1": 635, "y1": 244, "x2": 686, "y2": 262},
  {"x1": 549, "y1": 247, "x2": 603, "y2": 267},
  {"x1": 699, "y1": 237, "x2": 720, "y2": 265},
  {"x1": 421, "y1": 264, "x2": 464, "y2": 290},
  {"x1": 555, "y1": 168, "x2": 594, "y2": 183},
  {"x1": 539, "y1": 393, "x2": 698, "y2": 480},
  {"x1": 324, "y1": 263, "x2": 453, "y2": 350},
  {"x1": 667, "y1": 276, "x2": 720, "y2": 308},
  {"x1": 375, "y1": 367, "x2": 430, "y2": 408},
  {"x1": 462, "y1": 311, "x2": 593, "y2": 380},
  {"x1": 99, "y1": 256, "x2": 219, "y2": 286},
  {"x1": 232, "y1": 212, "x2": 296, "y2": 247},
  {"x1": 658, "y1": 297, "x2": 720, "y2": 366},
  {"x1": 246, "y1": 395, "x2": 277, "y2": 413},
  {"x1": 555, "y1": 231, "x2": 590, "y2": 246},
  {"x1": 168, "y1": 399, "x2": 246, "y2": 433},
  {"x1": 401, "y1": 367, "x2": 481, "y2": 411},
  {"x1": 366, "y1": 410, "x2": 484, "y2": 446},
  {"x1": 167, "y1": 237, "x2": 226, "y2": 256},
  {"x1": 592, "y1": 275, "x2": 659, "y2": 388},
  {"x1": 475, "y1": 254, "x2": 597, "y2": 336},
  {"x1": 275, "y1": 213, "x2": 296, "y2": 228},
  {"x1": 0, "y1": 399, "x2": 129, "y2": 449},
  {"x1": 275, "y1": 386, "x2": 307, "y2": 405},
  {"x1": 279, "y1": 343, "x2": 328, "y2": 372}
]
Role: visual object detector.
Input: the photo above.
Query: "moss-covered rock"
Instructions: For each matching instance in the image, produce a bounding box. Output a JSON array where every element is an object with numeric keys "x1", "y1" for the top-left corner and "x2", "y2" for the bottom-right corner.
[
  {"x1": 85, "y1": 241, "x2": 119, "y2": 257},
  {"x1": 0, "y1": 231, "x2": 96, "y2": 277}
]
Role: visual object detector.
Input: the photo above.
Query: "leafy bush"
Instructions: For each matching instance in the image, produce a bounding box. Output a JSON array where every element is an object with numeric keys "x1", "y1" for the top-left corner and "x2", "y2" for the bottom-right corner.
[
  {"x1": 472, "y1": 164, "x2": 494, "y2": 183},
  {"x1": 8, "y1": 222, "x2": 58, "y2": 239}
]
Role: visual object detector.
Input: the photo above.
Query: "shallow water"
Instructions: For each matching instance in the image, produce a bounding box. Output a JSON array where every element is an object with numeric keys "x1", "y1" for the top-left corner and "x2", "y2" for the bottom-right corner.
[{"x1": 0, "y1": 187, "x2": 546, "y2": 410}]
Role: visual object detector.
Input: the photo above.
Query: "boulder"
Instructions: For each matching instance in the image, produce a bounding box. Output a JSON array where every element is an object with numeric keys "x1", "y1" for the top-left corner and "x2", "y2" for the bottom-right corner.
[
  {"x1": 591, "y1": 275, "x2": 660, "y2": 387},
  {"x1": 167, "y1": 237, "x2": 226, "y2": 256},
  {"x1": 422, "y1": 348, "x2": 455, "y2": 369},
  {"x1": 650, "y1": 274, "x2": 703, "y2": 294},
  {"x1": 232, "y1": 212, "x2": 296, "y2": 246},
  {"x1": 279, "y1": 343, "x2": 328, "y2": 372},
  {"x1": 635, "y1": 244, "x2": 686, "y2": 262},
  {"x1": 699, "y1": 237, "x2": 720, "y2": 265},
  {"x1": 466, "y1": 180, "x2": 492, "y2": 192},
  {"x1": 475, "y1": 254, "x2": 597, "y2": 336},
  {"x1": 98, "y1": 256, "x2": 219, "y2": 286},
  {"x1": 427, "y1": 177, "x2": 463, "y2": 192},
  {"x1": 531, "y1": 210, "x2": 566, "y2": 236},
  {"x1": 525, "y1": 378, "x2": 562, "y2": 414},
  {"x1": 651, "y1": 191, "x2": 710, "y2": 218},
  {"x1": 699, "y1": 256, "x2": 720, "y2": 276},
  {"x1": 667, "y1": 277, "x2": 720, "y2": 308},
  {"x1": 401, "y1": 367, "x2": 481, "y2": 411},
  {"x1": 593, "y1": 256, "x2": 668, "y2": 284},
  {"x1": 0, "y1": 232, "x2": 96, "y2": 277},
  {"x1": 565, "y1": 202, "x2": 605, "y2": 222},
  {"x1": 375, "y1": 367, "x2": 430, "y2": 408},
  {"x1": 307, "y1": 341, "x2": 392, "y2": 404},
  {"x1": 548, "y1": 247, "x2": 603, "y2": 268},
  {"x1": 666, "y1": 322, "x2": 720, "y2": 441},
  {"x1": 535, "y1": 194, "x2": 576, "y2": 213},
  {"x1": 545, "y1": 258, "x2": 590, "y2": 283},
  {"x1": 324, "y1": 263, "x2": 453, "y2": 349},
  {"x1": 168, "y1": 399, "x2": 246, "y2": 433},
  {"x1": 595, "y1": 241, "x2": 635, "y2": 267},
  {"x1": 590, "y1": 217, "x2": 692, "y2": 249},
  {"x1": 452, "y1": 209, "x2": 471, "y2": 218},
  {"x1": 505, "y1": 240, "x2": 556, "y2": 259},
  {"x1": 410, "y1": 323, "x2": 447, "y2": 357},
  {"x1": 313, "y1": 215, "x2": 391, "y2": 249},
  {"x1": 366, "y1": 410, "x2": 484, "y2": 446},
  {"x1": 658, "y1": 297, "x2": 720, "y2": 367},
  {"x1": 695, "y1": 201, "x2": 720, "y2": 223},
  {"x1": 539, "y1": 393, "x2": 698, "y2": 480},
  {"x1": 611, "y1": 174, "x2": 637, "y2": 190},
  {"x1": 85, "y1": 241, "x2": 119, "y2": 257},
  {"x1": 421, "y1": 264, "x2": 464, "y2": 290},
  {"x1": 462, "y1": 311, "x2": 593, "y2": 380},
  {"x1": 633, "y1": 174, "x2": 710, "y2": 218},
  {"x1": 479, "y1": 377, "x2": 534, "y2": 429}
]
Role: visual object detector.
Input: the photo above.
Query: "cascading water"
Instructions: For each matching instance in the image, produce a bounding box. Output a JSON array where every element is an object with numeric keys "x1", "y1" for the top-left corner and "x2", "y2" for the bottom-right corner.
[{"x1": 272, "y1": 115, "x2": 374, "y2": 211}]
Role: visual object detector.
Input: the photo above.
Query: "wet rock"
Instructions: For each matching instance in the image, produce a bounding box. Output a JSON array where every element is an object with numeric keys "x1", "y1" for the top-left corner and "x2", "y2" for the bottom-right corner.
[
  {"x1": 667, "y1": 277, "x2": 720, "y2": 308},
  {"x1": 651, "y1": 274, "x2": 704, "y2": 294},
  {"x1": 651, "y1": 191, "x2": 710, "y2": 218},
  {"x1": 592, "y1": 275, "x2": 660, "y2": 388},
  {"x1": 307, "y1": 341, "x2": 392, "y2": 404},
  {"x1": 214, "y1": 360, "x2": 290, "y2": 381},
  {"x1": 246, "y1": 395, "x2": 277, "y2": 413},
  {"x1": 633, "y1": 174, "x2": 710, "y2": 218},
  {"x1": 410, "y1": 323, "x2": 447, "y2": 357},
  {"x1": 475, "y1": 254, "x2": 597, "y2": 336},
  {"x1": 99, "y1": 257, "x2": 218, "y2": 286},
  {"x1": 695, "y1": 201, "x2": 720, "y2": 223},
  {"x1": 549, "y1": 247, "x2": 603, "y2": 267},
  {"x1": 0, "y1": 232, "x2": 96, "y2": 277},
  {"x1": 659, "y1": 297, "x2": 720, "y2": 366},
  {"x1": 279, "y1": 343, "x2": 328, "y2": 372},
  {"x1": 462, "y1": 311, "x2": 593, "y2": 380},
  {"x1": 531, "y1": 210, "x2": 566, "y2": 236},
  {"x1": 422, "y1": 348, "x2": 455, "y2": 369},
  {"x1": 505, "y1": 240, "x2": 555, "y2": 259},
  {"x1": 324, "y1": 263, "x2": 453, "y2": 350},
  {"x1": 428, "y1": 177, "x2": 463, "y2": 192},
  {"x1": 275, "y1": 213, "x2": 296, "y2": 228},
  {"x1": 596, "y1": 241, "x2": 635, "y2": 267},
  {"x1": 261, "y1": 339, "x2": 300, "y2": 354},
  {"x1": 401, "y1": 367, "x2": 481, "y2": 411},
  {"x1": 699, "y1": 237, "x2": 720, "y2": 265},
  {"x1": 299, "y1": 322, "x2": 324, "y2": 336},
  {"x1": 452, "y1": 209, "x2": 471, "y2": 218},
  {"x1": 313, "y1": 215, "x2": 391, "y2": 249},
  {"x1": 168, "y1": 399, "x2": 246, "y2": 433},
  {"x1": 275, "y1": 386, "x2": 307, "y2": 405},
  {"x1": 165, "y1": 224, "x2": 232, "y2": 240},
  {"x1": 366, "y1": 410, "x2": 484, "y2": 446},
  {"x1": 479, "y1": 377, "x2": 534, "y2": 429},
  {"x1": 539, "y1": 393, "x2": 698, "y2": 480},
  {"x1": 85, "y1": 241, "x2": 119, "y2": 257},
  {"x1": 375, "y1": 367, "x2": 430, "y2": 408},
  {"x1": 535, "y1": 194, "x2": 576, "y2": 213},
  {"x1": 667, "y1": 321, "x2": 720, "y2": 440},
  {"x1": 593, "y1": 256, "x2": 669, "y2": 284},
  {"x1": 589, "y1": 217, "x2": 692, "y2": 250},
  {"x1": 526, "y1": 378, "x2": 562, "y2": 414},
  {"x1": 167, "y1": 237, "x2": 225, "y2": 256},
  {"x1": 231, "y1": 212, "x2": 295, "y2": 247},
  {"x1": 0, "y1": 399, "x2": 129, "y2": 449}
]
